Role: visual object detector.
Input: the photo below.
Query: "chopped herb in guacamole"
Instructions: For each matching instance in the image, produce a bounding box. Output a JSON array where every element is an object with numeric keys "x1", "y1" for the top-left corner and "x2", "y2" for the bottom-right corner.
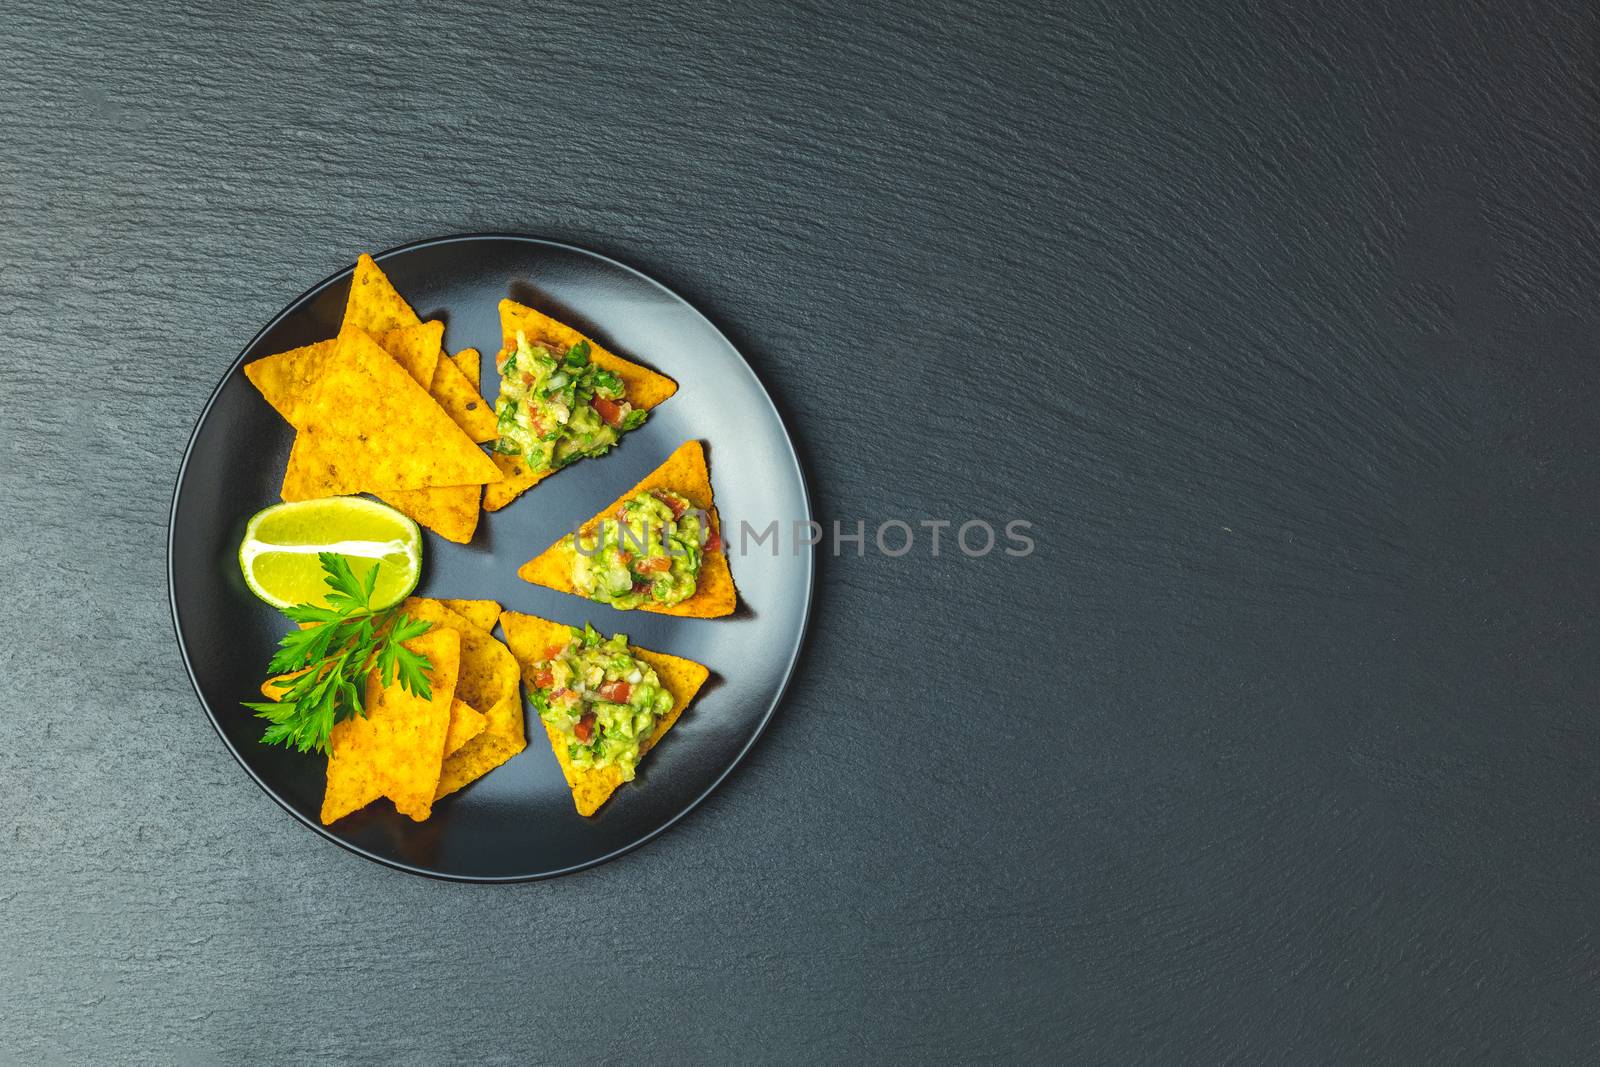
[
  {"x1": 528, "y1": 624, "x2": 674, "y2": 780},
  {"x1": 493, "y1": 331, "x2": 646, "y2": 473},
  {"x1": 570, "y1": 489, "x2": 704, "y2": 609}
]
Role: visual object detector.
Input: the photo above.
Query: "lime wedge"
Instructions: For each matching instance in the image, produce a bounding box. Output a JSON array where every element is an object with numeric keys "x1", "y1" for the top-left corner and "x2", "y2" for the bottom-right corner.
[{"x1": 238, "y1": 497, "x2": 422, "y2": 610}]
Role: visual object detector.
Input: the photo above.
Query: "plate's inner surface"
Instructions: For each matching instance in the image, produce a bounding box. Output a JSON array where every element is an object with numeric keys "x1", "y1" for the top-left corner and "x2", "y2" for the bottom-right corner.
[{"x1": 170, "y1": 238, "x2": 812, "y2": 879}]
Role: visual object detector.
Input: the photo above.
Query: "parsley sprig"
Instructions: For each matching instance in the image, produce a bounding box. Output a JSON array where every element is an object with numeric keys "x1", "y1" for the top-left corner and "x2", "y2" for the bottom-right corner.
[{"x1": 243, "y1": 553, "x2": 432, "y2": 754}]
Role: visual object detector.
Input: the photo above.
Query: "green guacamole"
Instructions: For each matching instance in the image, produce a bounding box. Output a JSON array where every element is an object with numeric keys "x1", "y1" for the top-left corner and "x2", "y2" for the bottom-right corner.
[
  {"x1": 528, "y1": 624, "x2": 674, "y2": 780},
  {"x1": 493, "y1": 331, "x2": 645, "y2": 473},
  {"x1": 570, "y1": 489, "x2": 704, "y2": 609}
]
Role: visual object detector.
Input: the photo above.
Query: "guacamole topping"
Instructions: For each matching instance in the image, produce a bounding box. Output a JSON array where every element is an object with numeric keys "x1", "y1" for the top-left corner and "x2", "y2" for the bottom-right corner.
[
  {"x1": 493, "y1": 331, "x2": 645, "y2": 473},
  {"x1": 529, "y1": 624, "x2": 674, "y2": 780},
  {"x1": 571, "y1": 489, "x2": 704, "y2": 609}
]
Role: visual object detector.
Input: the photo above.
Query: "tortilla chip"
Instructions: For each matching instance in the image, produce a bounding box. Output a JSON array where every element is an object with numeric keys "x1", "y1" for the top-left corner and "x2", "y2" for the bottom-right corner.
[
  {"x1": 482, "y1": 300, "x2": 678, "y2": 511},
  {"x1": 401, "y1": 598, "x2": 519, "y2": 714},
  {"x1": 500, "y1": 300, "x2": 678, "y2": 409},
  {"x1": 268, "y1": 327, "x2": 500, "y2": 494},
  {"x1": 451, "y1": 349, "x2": 480, "y2": 391},
  {"x1": 482, "y1": 451, "x2": 545, "y2": 512},
  {"x1": 399, "y1": 598, "x2": 527, "y2": 799},
  {"x1": 344, "y1": 253, "x2": 423, "y2": 337},
  {"x1": 374, "y1": 484, "x2": 482, "y2": 544},
  {"x1": 321, "y1": 627, "x2": 460, "y2": 824},
  {"x1": 439, "y1": 599, "x2": 501, "y2": 633},
  {"x1": 269, "y1": 322, "x2": 483, "y2": 542},
  {"x1": 499, "y1": 611, "x2": 710, "y2": 816},
  {"x1": 434, "y1": 691, "x2": 526, "y2": 801},
  {"x1": 443, "y1": 698, "x2": 488, "y2": 758},
  {"x1": 516, "y1": 441, "x2": 736, "y2": 617},
  {"x1": 259, "y1": 682, "x2": 485, "y2": 763},
  {"x1": 376, "y1": 320, "x2": 443, "y2": 388},
  {"x1": 369, "y1": 328, "x2": 483, "y2": 543},
  {"x1": 244, "y1": 339, "x2": 337, "y2": 425},
  {"x1": 429, "y1": 355, "x2": 497, "y2": 443},
  {"x1": 344, "y1": 332, "x2": 487, "y2": 542}
]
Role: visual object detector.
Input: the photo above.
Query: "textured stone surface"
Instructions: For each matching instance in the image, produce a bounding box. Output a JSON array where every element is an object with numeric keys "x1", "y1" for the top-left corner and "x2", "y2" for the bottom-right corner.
[{"x1": 4, "y1": 0, "x2": 1599, "y2": 1061}]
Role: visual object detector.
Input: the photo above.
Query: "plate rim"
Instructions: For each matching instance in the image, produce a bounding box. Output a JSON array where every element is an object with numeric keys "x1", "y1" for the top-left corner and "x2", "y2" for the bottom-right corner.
[{"x1": 166, "y1": 232, "x2": 815, "y2": 882}]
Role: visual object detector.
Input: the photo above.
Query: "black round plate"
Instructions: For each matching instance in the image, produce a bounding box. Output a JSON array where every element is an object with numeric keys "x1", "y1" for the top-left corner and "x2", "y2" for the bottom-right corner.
[{"x1": 169, "y1": 235, "x2": 813, "y2": 881}]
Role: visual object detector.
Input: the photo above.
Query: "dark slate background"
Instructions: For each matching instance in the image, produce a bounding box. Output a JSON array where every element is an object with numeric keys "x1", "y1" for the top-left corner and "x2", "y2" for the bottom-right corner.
[{"x1": 3, "y1": 0, "x2": 1598, "y2": 1061}]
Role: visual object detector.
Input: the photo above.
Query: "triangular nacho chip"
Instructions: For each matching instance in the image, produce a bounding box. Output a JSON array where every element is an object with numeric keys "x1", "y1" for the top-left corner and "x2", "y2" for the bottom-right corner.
[
  {"x1": 244, "y1": 339, "x2": 337, "y2": 425},
  {"x1": 400, "y1": 598, "x2": 528, "y2": 800},
  {"x1": 321, "y1": 627, "x2": 460, "y2": 824},
  {"x1": 344, "y1": 253, "x2": 423, "y2": 337},
  {"x1": 274, "y1": 327, "x2": 499, "y2": 494},
  {"x1": 262, "y1": 676, "x2": 484, "y2": 761},
  {"x1": 429, "y1": 353, "x2": 497, "y2": 443},
  {"x1": 443, "y1": 698, "x2": 488, "y2": 758},
  {"x1": 371, "y1": 483, "x2": 482, "y2": 544},
  {"x1": 516, "y1": 440, "x2": 737, "y2": 617},
  {"x1": 439, "y1": 598, "x2": 500, "y2": 633},
  {"x1": 248, "y1": 276, "x2": 491, "y2": 542},
  {"x1": 376, "y1": 320, "x2": 443, "y2": 387},
  {"x1": 434, "y1": 691, "x2": 526, "y2": 802},
  {"x1": 482, "y1": 300, "x2": 678, "y2": 511},
  {"x1": 401, "y1": 598, "x2": 519, "y2": 714},
  {"x1": 368, "y1": 334, "x2": 487, "y2": 543},
  {"x1": 273, "y1": 321, "x2": 476, "y2": 539},
  {"x1": 499, "y1": 611, "x2": 709, "y2": 816},
  {"x1": 450, "y1": 348, "x2": 480, "y2": 390}
]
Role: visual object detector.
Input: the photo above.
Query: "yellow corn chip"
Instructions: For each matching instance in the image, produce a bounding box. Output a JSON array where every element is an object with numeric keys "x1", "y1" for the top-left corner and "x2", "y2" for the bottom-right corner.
[
  {"x1": 244, "y1": 339, "x2": 336, "y2": 425},
  {"x1": 272, "y1": 321, "x2": 479, "y2": 543},
  {"x1": 434, "y1": 692, "x2": 526, "y2": 801},
  {"x1": 344, "y1": 253, "x2": 423, "y2": 337},
  {"x1": 439, "y1": 599, "x2": 501, "y2": 633},
  {"x1": 499, "y1": 611, "x2": 709, "y2": 816},
  {"x1": 443, "y1": 698, "x2": 488, "y2": 758},
  {"x1": 482, "y1": 300, "x2": 678, "y2": 511},
  {"x1": 372, "y1": 483, "x2": 482, "y2": 544},
  {"x1": 369, "y1": 330, "x2": 483, "y2": 543},
  {"x1": 399, "y1": 598, "x2": 527, "y2": 799},
  {"x1": 346, "y1": 314, "x2": 475, "y2": 540},
  {"x1": 376, "y1": 320, "x2": 443, "y2": 388},
  {"x1": 483, "y1": 451, "x2": 541, "y2": 511},
  {"x1": 267, "y1": 327, "x2": 500, "y2": 494},
  {"x1": 261, "y1": 678, "x2": 484, "y2": 761},
  {"x1": 451, "y1": 348, "x2": 480, "y2": 391},
  {"x1": 401, "y1": 598, "x2": 518, "y2": 713},
  {"x1": 429, "y1": 354, "x2": 497, "y2": 444},
  {"x1": 501, "y1": 299, "x2": 678, "y2": 409},
  {"x1": 516, "y1": 441, "x2": 737, "y2": 617},
  {"x1": 321, "y1": 627, "x2": 460, "y2": 824}
]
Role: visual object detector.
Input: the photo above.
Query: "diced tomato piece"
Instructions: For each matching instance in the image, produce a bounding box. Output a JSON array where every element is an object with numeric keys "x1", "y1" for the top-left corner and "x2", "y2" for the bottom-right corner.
[
  {"x1": 532, "y1": 667, "x2": 554, "y2": 688},
  {"x1": 544, "y1": 645, "x2": 566, "y2": 661},
  {"x1": 636, "y1": 556, "x2": 671, "y2": 574},
  {"x1": 592, "y1": 397, "x2": 626, "y2": 428},
  {"x1": 598, "y1": 680, "x2": 632, "y2": 703},
  {"x1": 574, "y1": 711, "x2": 596, "y2": 743},
  {"x1": 521, "y1": 371, "x2": 535, "y2": 385},
  {"x1": 650, "y1": 490, "x2": 688, "y2": 518},
  {"x1": 631, "y1": 580, "x2": 651, "y2": 594}
]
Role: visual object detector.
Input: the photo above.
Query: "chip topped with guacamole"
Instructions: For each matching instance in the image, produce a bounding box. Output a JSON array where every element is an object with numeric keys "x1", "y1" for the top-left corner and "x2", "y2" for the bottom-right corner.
[
  {"x1": 518, "y1": 440, "x2": 738, "y2": 618},
  {"x1": 528, "y1": 624, "x2": 676, "y2": 782},
  {"x1": 493, "y1": 332, "x2": 646, "y2": 474},
  {"x1": 572, "y1": 489, "x2": 705, "y2": 609}
]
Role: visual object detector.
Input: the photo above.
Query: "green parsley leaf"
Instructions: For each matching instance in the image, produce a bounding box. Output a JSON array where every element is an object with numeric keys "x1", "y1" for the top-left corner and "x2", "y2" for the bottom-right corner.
[{"x1": 244, "y1": 557, "x2": 433, "y2": 755}]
